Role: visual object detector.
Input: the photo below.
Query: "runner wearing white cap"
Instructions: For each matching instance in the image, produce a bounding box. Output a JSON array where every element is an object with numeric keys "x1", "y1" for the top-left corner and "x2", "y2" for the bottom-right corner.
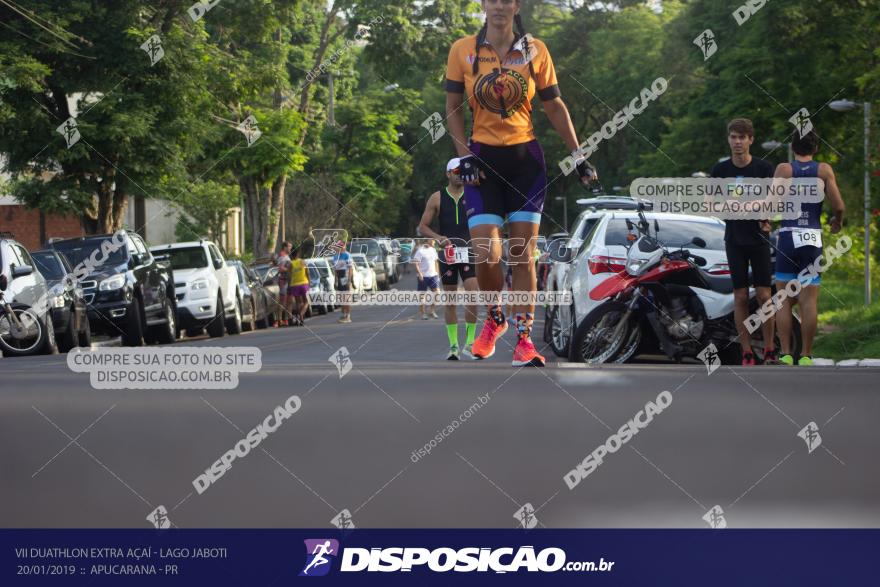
[{"x1": 417, "y1": 158, "x2": 480, "y2": 360}]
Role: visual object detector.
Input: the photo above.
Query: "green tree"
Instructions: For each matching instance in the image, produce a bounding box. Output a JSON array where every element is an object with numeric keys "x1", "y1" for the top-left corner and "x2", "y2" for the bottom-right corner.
[
  {"x1": 0, "y1": 0, "x2": 214, "y2": 233},
  {"x1": 173, "y1": 179, "x2": 241, "y2": 249}
]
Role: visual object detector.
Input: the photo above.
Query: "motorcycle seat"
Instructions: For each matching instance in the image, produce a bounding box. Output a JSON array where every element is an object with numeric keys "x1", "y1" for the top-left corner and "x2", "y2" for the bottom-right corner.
[{"x1": 698, "y1": 269, "x2": 734, "y2": 294}]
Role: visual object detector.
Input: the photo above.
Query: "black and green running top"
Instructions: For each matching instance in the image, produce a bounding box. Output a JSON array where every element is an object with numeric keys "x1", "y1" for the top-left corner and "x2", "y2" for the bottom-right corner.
[{"x1": 438, "y1": 187, "x2": 470, "y2": 243}]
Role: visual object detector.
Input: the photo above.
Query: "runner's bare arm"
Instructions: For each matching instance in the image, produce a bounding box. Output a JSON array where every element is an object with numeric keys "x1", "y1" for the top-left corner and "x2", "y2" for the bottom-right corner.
[
  {"x1": 543, "y1": 97, "x2": 597, "y2": 182},
  {"x1": 819, "y1": 163, "x2": 845, "y2": 232},
  {"x1": 542, "y1": 97, "x2": 580, "y2": 153},
  {"x1": 446, "y1": 92, "x2": 471, "y2": 158},
  {"x1": 417, "y1": 192, "x2": 447, "y2": 244}
]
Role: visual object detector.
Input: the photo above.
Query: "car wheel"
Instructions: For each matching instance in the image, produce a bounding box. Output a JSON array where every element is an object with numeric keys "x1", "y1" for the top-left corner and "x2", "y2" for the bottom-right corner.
[
  {"x1": 57, "y1": 311, "x2": 77, "y2": 353},
  {"x1": 122, "y1": 299, "x2": 145, "y2": 347},
  {"x1": 226, "y1": 294, "x2": 243, "y2": 335},
  {"x1": 206, "y1": 295, "x2": 225, "y2": 338},
  {"x1": 154, "y1": 300, "x2": 178, "y2": 344},
  {"x1": 77, "y1": 312, "x2": 92, "y2": 348},
  {"x1": 549, "y1": 304, "x2": 574, "y2": 358},
  {"x1": 41, "y1": 313, "x2": 58, "y2": 355},
  {"x1": 243, "y1": 298, "x2": 256, "y2": 332},
  {"x1": 255, "y1": 297, "x2": 269, "y2": 329}
]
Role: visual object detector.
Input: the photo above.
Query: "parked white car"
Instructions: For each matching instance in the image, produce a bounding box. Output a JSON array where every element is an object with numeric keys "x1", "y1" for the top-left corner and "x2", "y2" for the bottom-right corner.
[
  {"x1": 351, "y1": 253, "x2": 376, "y2": 292},
  {"x1": 150, "y1": 240, "x2": 242, "y2": 338},
  {"x1": 547, "y1": 211, "x2": 730, "y2": 358}
]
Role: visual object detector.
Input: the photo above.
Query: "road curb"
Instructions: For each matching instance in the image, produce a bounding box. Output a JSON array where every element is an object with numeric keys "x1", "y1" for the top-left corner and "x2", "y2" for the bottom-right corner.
[
  {"x1": 90, "y1": 337, "x2": 121, "y2": 348},
  {"x1": 813, "y1": 358, "x2": 880, "y2": 367}
]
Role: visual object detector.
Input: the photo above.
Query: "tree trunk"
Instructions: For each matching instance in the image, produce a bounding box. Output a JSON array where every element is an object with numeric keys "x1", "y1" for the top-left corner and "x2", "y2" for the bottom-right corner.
[
  {"x1": 241, "y1": 177, "x2": 262, "y2": 257},
  {"x1": 109, "y1": 187, "x2": 127, "y2": 233},
  {"x1": 266, "y1": 174, "x2": 286, "y2": 254}
]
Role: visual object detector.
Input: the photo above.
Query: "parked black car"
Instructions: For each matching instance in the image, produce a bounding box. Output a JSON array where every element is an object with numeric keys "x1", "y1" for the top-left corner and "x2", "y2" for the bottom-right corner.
[
  {"x1": 226, "y1": 260, "x2": 272, "y2": 331},
  {"x1": 31, "y1": 249, "x2": 91, "y2": 352},
  {"x1": 47, "y1": 231, "x2": 177, "y2": 346}
]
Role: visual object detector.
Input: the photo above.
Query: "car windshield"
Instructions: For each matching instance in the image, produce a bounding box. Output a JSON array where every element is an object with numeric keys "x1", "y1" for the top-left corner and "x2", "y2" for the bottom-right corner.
[
  {"x1": 353, "y1": 256, "x2": 368, "y2": 268},
  {"x1": 51, "y1": 238, "x2": 128, "y2": 269},
  {"x1": 162, "y1": 247, "x2": 209, "y2": 270},
  {"x1": 350, "y1": 240, "x2": 379, "y2": 257},
  {"x1": 31, "y1": 252, "x2": 66, "y2": 280},
  {"x1": 604, "y1": 219, "x2": 725, "y2": 250},
  {"x1": 252, "y1": 264, "x2": 271, "y2": 281},
  {"x1": 306, "y1": 264, "x2": 320, "y2": 281}
]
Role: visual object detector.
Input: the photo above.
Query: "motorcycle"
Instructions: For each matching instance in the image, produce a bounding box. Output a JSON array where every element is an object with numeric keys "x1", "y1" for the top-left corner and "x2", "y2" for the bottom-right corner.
[{"x1": 569, "y1": 206, "x2": 799, "y2": 365}]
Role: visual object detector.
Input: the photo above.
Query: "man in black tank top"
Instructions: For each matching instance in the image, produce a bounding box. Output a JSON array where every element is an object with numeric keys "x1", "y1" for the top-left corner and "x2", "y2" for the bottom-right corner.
[{"x1": 417, "y1": 158, "x2": 480, "y2": 360}]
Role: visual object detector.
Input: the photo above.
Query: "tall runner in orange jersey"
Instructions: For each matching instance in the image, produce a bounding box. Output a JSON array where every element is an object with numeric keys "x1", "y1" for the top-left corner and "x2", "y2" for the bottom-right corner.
[{"x1": 445, "y1": 0, "x2": 596, "y2": 366}]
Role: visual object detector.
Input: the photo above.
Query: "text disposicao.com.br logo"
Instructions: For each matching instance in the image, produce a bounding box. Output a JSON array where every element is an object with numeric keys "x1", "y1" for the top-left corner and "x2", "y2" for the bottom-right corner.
[{"x1": 299, "y1": 541, "x2": 614, "y2": 575}]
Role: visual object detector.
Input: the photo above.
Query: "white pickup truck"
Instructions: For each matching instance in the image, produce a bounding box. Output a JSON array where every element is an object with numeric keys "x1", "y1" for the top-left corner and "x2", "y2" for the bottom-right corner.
[{"x1": 150, "y1": 240, "x2": 242, "y2": 337}]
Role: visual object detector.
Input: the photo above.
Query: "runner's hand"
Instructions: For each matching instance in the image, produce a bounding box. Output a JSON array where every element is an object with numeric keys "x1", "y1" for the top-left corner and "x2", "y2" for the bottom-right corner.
[
  {"x1": 458, "y1": 155, "x2": 482, "y2": 185},
  {"x1": 830, "y1": 217, "x2": 842, "y2": 234}
]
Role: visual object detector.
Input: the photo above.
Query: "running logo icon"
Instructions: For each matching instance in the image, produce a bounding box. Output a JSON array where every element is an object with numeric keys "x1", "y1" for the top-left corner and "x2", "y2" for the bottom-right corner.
[
  {"x1": 330, "y1": 508, "x2": 356, "y2": 530},
  {"x1": 237, "y1": 115, "x2": 262, "y2": 146},
  {"x1": 146, "y1": 505, "x2": 171, "y2": 529},
  {"x1": 697, "y1": 343, "x2": 721, "y2": 375},
  {"x1": 514, "y1": 503, "x2": 539, "y2": 529},
  {"x1": 789, "y1": 108, "x2": 813, "y2": 138},
  {"x1": 56, "y1": 118, "x2": 81, "y2": 149},
  {"x1": 694, "y1": 29, "x2": 717, "y2": 60},
  {"x1": 140, "y1": 35, "x2": 165, "y2": 66},
  {"x1": 300, "y1": 539, "x2": 339, "y2": 577},
  {"x1": 797, "y1": 421, "x2": 822, "y2": 453},
  {"x1": 329, "y1": 347, "x2": 352, "y2": 379},
  {"x1": 422, "y1": 112, "x2": 446, "y2": 144},
  {"x1": 703, "y1": 505, "x2": 727, "y2": 529}
]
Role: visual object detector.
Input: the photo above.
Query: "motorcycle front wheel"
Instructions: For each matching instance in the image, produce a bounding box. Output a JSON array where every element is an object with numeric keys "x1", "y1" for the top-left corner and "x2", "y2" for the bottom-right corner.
[{"x1": 569, "y1": 301, "x2": 632, "y2": 365}]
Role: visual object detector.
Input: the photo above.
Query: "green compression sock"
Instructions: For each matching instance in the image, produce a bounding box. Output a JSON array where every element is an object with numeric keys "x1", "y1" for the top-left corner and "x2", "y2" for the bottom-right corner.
[
  {"x1": 446, "y1": 323, "x2": 459, "y2": 348},
  {"x1": 465, "y1": 322, "x2": 476, "y2": 346}
]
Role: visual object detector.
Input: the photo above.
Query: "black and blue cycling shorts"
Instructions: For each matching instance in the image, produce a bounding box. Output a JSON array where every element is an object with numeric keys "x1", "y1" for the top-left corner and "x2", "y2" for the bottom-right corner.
[{"x1": 464, "y1": 139, "x2": 547, "y2": 229}]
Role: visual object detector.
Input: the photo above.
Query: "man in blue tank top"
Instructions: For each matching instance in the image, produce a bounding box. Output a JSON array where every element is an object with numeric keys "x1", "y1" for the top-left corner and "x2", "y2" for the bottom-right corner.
[{"x1": 773, "y1": 130, "x2": 845, "y2": 366}]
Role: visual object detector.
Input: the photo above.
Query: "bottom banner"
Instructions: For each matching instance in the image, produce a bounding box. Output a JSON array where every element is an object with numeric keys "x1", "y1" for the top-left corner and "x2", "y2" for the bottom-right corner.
[{"x1": 2, "y1": 529, "x2": 876, "y2": 585}]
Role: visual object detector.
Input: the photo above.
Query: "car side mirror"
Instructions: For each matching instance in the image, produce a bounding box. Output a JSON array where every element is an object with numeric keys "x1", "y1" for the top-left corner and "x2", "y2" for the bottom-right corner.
[
  {"x1": 691, "y1": 237, "x2": 707, "y2": 248},
  {"x1": 12, "y1": 264, "x2": 33, "y2": 279}
]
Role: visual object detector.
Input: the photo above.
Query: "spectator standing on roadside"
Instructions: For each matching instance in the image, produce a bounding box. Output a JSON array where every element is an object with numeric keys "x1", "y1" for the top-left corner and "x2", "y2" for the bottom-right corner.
[
  {"x1": 710, "y1": 118, "x2": 777, "y2": 366},
  {"x1": 288, "y1": 248, "x2": 310, "y2": 326},
  {"x1": 275, "y1": 241, "x2": 292, "y2": 327},
  {"x1": 332, "y1": 246, "x2": 355, "y2": 324},
  {"x1": 412, "y1": 239, "x2": 440, "y2": 320}
]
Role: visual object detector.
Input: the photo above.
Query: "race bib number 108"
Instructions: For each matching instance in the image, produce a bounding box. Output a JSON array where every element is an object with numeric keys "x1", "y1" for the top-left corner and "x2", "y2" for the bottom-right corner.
[{"x1": 792, "y1": 228, "x2": 822, "y2": 249}]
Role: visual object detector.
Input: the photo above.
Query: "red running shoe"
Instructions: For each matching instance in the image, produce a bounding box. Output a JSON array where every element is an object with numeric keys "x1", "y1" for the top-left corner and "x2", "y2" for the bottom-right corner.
[
  {"x1": 512, "y1": 336, "x2": 545, "y2": 367},
  {"x1": 471, "y1": 318, "x2": 508, "y2": 359}
]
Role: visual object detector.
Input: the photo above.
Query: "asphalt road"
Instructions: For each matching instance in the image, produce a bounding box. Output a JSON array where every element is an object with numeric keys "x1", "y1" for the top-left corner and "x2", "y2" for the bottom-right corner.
[{"x1": 1, "y1": 271, "x2": 878, "y2": 529}]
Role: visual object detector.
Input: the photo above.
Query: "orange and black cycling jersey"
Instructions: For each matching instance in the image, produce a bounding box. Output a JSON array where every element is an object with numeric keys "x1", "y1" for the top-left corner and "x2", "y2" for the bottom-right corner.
[{"x1": 445, "y1": 33, "x2": 560, "y2": 147}]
